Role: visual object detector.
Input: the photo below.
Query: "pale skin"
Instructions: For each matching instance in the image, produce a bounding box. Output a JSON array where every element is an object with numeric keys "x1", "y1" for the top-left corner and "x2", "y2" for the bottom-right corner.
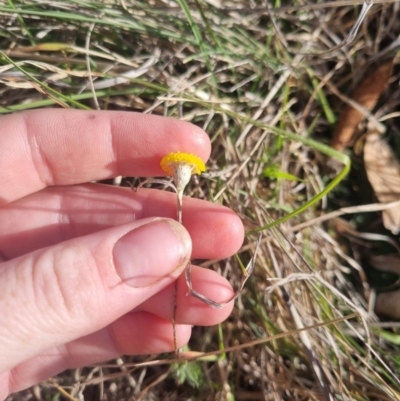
[{"x1": 0, "y1": 110, "x2": 244, "y2": 399}]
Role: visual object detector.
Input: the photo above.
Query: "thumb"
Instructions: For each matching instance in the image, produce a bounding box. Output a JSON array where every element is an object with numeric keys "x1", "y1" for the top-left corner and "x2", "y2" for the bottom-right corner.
[{"x1": 0, "y1": 218, "x2": 191, "y2": 372}]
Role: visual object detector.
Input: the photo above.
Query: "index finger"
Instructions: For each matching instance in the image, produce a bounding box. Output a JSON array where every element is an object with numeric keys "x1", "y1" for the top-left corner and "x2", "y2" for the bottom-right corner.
[{"x1": 0, "y1": 109, "x2": 211, "y2": 204}]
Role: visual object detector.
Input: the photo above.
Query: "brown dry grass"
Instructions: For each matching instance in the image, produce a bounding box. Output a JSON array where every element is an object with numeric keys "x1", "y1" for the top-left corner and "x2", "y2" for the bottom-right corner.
[{"x1": 2, "y1": 1, "x2": 400, "y2": 400}]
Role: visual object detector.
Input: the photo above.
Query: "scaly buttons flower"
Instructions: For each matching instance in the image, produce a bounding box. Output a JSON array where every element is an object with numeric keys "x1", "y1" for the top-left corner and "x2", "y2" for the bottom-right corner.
[
  {"x1": 160, "y1": 152, "x2": 206, "y2": 175},
  {"x1": 160, "y1": 152, "x2": 206, "y2": 222}
]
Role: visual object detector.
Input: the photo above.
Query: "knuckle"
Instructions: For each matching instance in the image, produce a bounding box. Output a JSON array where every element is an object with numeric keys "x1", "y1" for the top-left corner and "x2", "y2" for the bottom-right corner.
[{"x1": 31, "y1": 245, "x2": 104, "y2": 324}]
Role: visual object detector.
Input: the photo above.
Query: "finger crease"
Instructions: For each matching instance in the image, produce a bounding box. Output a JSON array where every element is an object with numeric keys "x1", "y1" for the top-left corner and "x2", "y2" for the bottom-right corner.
[
  {"x1": 24, "y1": 114, "x2": 55, "y2": 187},
  {"x1": 58, "y1": 192, "x2": 71, "y2": 242},
  {"x1": 108, "y1": 119, "x2": 120, "y2": 176}
]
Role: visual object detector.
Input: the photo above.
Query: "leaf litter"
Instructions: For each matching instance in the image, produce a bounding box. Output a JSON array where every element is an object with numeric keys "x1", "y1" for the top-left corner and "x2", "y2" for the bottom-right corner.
[
  {"x1": 364, "y1": 132, "x2": 400, "y2": 234},
  {"x1": 2, "y1": 1, "x2": 400, "y2": 400},
  {"x1": 331, "y1": 58, "x2": 394, "y2": 151}
]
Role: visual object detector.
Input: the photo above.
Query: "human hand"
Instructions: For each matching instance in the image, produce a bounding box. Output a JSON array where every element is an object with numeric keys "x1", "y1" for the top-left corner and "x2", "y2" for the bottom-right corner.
[{"x1": 0, "y1": 109, "x2": 244, "y2": 399}]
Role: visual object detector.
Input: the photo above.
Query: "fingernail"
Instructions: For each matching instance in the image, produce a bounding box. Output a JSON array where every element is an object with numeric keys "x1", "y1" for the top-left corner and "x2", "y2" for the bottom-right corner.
[{"x1": 113, "y1": 219, "x2": 191, "y2": 287}]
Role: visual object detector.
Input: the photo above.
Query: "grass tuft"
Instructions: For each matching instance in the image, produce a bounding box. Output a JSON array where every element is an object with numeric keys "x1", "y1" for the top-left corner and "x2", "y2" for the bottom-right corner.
[{"x1": 2, "y1": 1, "x2": 400, "y2": 400}]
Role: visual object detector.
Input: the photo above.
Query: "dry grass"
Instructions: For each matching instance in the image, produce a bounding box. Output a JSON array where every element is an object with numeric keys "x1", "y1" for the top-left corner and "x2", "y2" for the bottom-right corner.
[{"x1": 2, "y1": 1, "x2": 400, "y2": 400}]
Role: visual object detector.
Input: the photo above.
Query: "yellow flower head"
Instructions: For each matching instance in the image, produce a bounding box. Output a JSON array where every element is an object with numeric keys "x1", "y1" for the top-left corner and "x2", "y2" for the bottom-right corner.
[
  {"x1": 160, "y1": 152, "x2": 206, "y2": 176},
  {"x1": 160, "y1": 152, "x2": 206, "y2": 222}
]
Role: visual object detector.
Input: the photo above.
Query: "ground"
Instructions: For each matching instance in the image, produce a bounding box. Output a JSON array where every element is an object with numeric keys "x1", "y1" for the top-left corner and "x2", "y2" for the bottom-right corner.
[{"x1": 1, "y1": 1, "x2": 400, "y2": 400}]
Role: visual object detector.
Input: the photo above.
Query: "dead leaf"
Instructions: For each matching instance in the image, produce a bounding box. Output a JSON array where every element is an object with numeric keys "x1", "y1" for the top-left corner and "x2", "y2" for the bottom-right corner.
[
  {"x1": 369, "y1": 254, "x2": 400, "y2": 275},
  {"x1": 331, "y1": 58, "x2": 394, "y2": 151},
  {"x1": 364, "y1": 133, "x2": 400, "y2": 234},
  {"x1": 375, "y1": 289, "x2": 400, "y2": 319},
  {"x1": 369, "y1": 254, "x2": 400, "y2": 320}
]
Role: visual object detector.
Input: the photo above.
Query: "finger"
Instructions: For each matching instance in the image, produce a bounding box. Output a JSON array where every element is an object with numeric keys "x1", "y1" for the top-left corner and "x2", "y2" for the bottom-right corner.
[
  {"x1": 0, "y1": 218, "x2": 191, "y2": 372},
  {"x1": 0, "y1": 109, "x2": 211, "y2": 204},
  {"x1": 5, "y1": 264, "x2": 235, "y2": 395},
  {"x1": 6, "y1": 312, "x2": 191, "y2": 394},
  {"x1": 0, "y1": 185, "x2": 244, "y2": 261},
  {"x1": 139, "y1": 265, "x2": 235, "y2": 325}
]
